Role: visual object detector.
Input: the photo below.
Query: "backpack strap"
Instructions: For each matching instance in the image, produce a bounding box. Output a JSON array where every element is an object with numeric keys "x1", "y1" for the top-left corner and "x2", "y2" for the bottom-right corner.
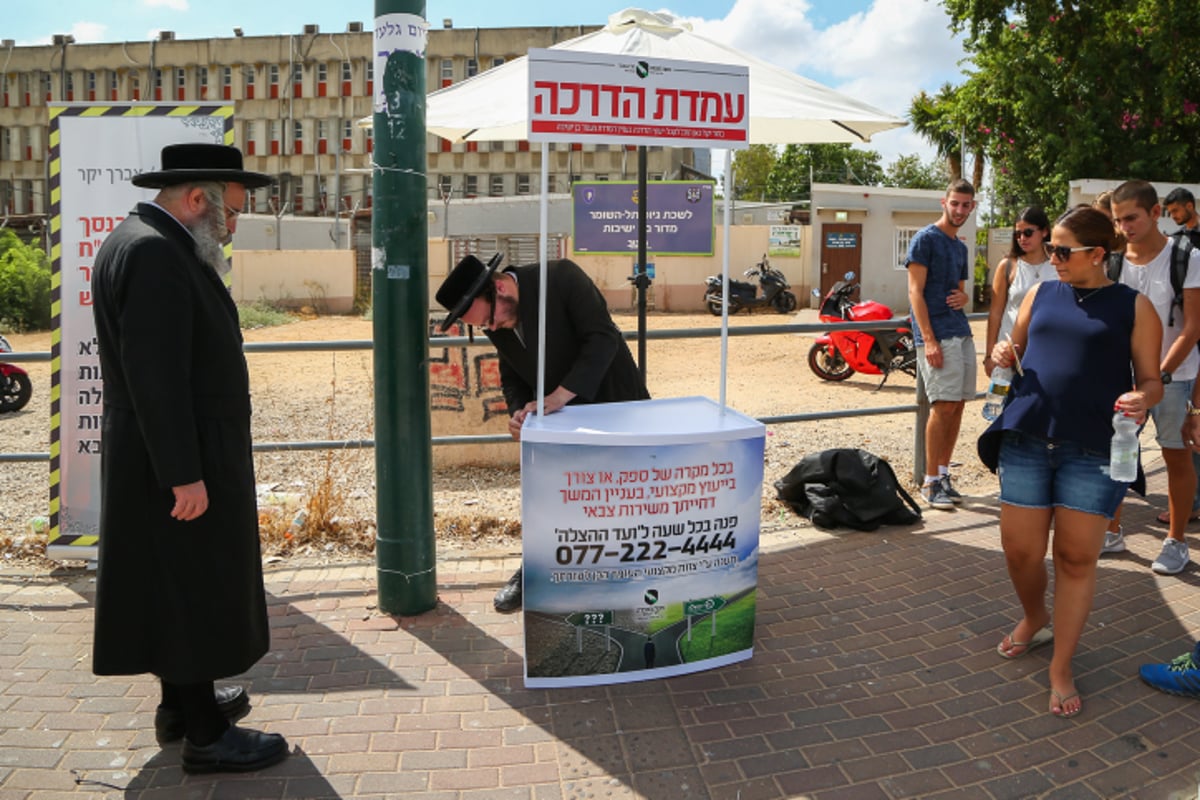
[
  {"x1": 1105, "y1": 251, "x2": 1125, "y2": 283},
  {"x1": 877, "y1": 459, "x2": 923, "y2": 519},
  {"x1": 1167, "y1": 232, "x2": 1195, "y2": 328}
]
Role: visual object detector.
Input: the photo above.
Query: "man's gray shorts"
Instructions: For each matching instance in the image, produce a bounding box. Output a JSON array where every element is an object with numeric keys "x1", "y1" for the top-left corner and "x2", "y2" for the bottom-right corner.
[{"x1": 916, "y1": 336, "x2": 977, "y2": 403}]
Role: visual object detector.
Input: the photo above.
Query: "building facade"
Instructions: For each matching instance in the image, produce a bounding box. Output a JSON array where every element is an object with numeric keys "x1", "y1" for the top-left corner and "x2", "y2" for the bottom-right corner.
[{"x1": 0, "y1": 21, "x2": 696, "y2": 222}]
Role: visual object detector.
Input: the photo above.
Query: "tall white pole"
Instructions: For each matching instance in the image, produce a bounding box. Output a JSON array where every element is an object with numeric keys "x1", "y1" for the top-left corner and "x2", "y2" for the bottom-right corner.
[
  {"x1": 536, "y1": 142, "x2": 549, "y2": 419},
  {"x1": 720, "y1": 150, "x2": 733, "y2": 412}
]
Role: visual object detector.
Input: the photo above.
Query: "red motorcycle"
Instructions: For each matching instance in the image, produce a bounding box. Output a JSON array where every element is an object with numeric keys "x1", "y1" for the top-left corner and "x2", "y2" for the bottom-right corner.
[
  {"x1": 807, "y1": 272, "x2": 916, "y2": 388},
  {"x1": 0, "y1": 334, "x2": 32, "y2": 413}
]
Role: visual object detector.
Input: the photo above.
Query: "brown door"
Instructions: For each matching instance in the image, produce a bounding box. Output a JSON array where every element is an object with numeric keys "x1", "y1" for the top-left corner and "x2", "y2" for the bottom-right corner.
[{"x1": 820, "y1": 223, "x2": 862, "y2": 297}]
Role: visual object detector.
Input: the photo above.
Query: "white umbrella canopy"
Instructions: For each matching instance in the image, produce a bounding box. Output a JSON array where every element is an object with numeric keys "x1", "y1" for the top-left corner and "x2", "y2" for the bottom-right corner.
[{"x1": 425, "y1": 7, "x2": 905, "y2": 145}]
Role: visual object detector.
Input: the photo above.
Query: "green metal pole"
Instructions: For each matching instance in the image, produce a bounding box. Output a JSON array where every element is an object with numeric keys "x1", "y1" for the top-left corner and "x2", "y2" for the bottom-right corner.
[{"x1": 372, "y1": 0, "x2": 436, "y2": 615}]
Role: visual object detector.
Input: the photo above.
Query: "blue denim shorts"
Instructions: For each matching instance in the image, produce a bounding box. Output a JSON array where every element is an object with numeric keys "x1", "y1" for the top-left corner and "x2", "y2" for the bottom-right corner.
[{"x1": 997, "y1": 430, "x2": 1128, "y2": 518}]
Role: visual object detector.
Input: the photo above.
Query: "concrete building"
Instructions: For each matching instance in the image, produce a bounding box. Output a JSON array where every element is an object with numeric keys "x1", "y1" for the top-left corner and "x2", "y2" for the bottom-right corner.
[{"x1": 0, "y1": 20, "x2": 699, "y2": 223}]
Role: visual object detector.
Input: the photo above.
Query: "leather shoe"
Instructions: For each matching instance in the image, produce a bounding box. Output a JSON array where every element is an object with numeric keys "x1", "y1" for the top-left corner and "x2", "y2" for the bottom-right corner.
[
  {"x1": 493, "y1": 567, "x2": 523, "y2": 612},
  {"x1": 155, "y1": 684, "x2": 250, "y2": 744},
  {"x1": 181, "y1": 725, "x2": 289, "y2": 774}
]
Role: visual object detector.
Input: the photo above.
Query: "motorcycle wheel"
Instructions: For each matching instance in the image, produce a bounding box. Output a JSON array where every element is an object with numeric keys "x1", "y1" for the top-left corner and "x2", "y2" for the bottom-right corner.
[
  {"x1": 807, "y1": 343, "x2": 854, "y2": 381},
  {"x1": 772, "y1": 291, "x2": 798, "y2": 313},
  {"x1": 705, "y1": 296, "x2": 724, "y2": 316},
  {"x1": 0, "y1": 372, "x2": 32, "y2": 412}
]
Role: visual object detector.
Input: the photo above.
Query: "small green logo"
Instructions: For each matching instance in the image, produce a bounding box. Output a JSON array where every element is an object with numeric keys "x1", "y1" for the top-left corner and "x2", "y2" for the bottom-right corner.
[
  {"x1": 644, "y1": 589, "x2": 658, "y2": 605},
  {"x1": 635, "y1": 61, "x2": 650, "y2": 79}
]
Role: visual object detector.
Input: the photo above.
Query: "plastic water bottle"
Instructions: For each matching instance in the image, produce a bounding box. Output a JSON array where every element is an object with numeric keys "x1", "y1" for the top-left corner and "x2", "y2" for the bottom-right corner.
[
  {"x1": 1110, "y1": 412, "x2": 1139, "y2": 482},
  {"x1": 981, "y1": 366, "x2": 1012, "y2": 421}
]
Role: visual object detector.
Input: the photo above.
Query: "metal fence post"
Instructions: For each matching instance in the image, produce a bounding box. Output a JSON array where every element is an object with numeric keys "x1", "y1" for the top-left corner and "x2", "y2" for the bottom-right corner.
[{"x1": 371, "y1": 0, "x2": 437, "y2": 615}]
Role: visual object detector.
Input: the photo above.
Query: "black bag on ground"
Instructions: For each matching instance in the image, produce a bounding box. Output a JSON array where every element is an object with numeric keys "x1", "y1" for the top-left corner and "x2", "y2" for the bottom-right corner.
[{"x1": 774, "y1": 448, "x2": 922, "y2": 531}]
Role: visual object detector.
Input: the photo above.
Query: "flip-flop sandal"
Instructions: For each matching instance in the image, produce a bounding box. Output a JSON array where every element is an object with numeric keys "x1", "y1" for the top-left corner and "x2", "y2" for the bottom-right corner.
[
  {"x1": 1051, "y1": 690, "x2": 1082, "y2": 718},
  {"x1": 997, "y1": 626, "x2": 1053, "y2": 659},
  {"x1": 1156, "y1": 510, "x2": 1200, "y2": 525}
]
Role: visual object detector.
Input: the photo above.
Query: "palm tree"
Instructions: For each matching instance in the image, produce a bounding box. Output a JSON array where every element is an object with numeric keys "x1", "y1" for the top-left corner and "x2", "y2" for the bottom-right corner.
[{"x1": 908, "y1": 84, "x2": 984, "y2": 186}]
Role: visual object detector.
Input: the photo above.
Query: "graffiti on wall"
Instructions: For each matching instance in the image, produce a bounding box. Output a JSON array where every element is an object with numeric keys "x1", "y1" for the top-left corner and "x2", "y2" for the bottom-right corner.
[{"x1": 429, "y1": 320, "x2": 508, "y2": 422}]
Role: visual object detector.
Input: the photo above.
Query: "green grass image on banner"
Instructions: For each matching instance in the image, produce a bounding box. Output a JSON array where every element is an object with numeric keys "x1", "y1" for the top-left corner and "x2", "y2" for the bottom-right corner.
[{"x1": 678, "y1": 592, "x2": 756, "y2": 662}]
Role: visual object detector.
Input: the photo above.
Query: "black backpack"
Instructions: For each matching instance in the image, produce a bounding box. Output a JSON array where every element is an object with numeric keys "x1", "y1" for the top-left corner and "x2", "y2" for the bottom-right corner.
[
  {"x1": 774, "y1": 448, "x2": 922, "y2": 531},
  {"x1": 1105, "y1": 231, "x2": 1198, "y2": 326}
]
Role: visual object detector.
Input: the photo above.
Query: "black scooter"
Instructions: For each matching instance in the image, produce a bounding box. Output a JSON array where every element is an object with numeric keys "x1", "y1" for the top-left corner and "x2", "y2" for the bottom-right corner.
[{"x1": 704, "y1": 255, "x2": 797, "y2": 315}]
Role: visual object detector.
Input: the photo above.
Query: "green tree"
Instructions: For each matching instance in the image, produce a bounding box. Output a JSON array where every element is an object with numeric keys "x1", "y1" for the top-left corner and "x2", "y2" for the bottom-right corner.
[
  {"x1": 908, "y1": 84, "x2": 987, "y2": 188},
  {"x1": 0, "y1": 228, "x2": 52, "y2": 331},
  {"x1": 940, "y1": 0, "x2": 1200, "y2": 216},
  {"x1": 765, "y1": 143, "x2": 885, "y2": 202},
  {"x1": 730, "y1": 144, "x2": 778, "y2": 200},
  {"x1": 884, "y1": 154, "x2": 951, "y2": 189}
]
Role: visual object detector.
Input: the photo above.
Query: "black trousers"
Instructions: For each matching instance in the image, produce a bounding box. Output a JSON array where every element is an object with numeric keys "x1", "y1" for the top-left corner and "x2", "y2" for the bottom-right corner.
[{"x1": 160, "y1": 679, "x2": 227, "y2": 745}]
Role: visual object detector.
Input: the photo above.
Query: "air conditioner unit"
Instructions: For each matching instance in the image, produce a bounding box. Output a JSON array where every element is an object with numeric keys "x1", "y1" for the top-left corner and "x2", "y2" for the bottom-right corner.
[
  {"x1": 346, "y1": 22, "x2": 364, "y2": 33},
  {"x1": 159, "y1": 31, "x2": 175, "y2": 41},
  {"x1": 303, "y1": 24, "x2": 319, "y2": 34}
]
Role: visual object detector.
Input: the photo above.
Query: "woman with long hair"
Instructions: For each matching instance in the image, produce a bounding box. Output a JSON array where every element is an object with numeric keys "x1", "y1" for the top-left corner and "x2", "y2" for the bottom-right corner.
[{"x1": 983, "y1": 206, "x2": 1054, "y2": 377}]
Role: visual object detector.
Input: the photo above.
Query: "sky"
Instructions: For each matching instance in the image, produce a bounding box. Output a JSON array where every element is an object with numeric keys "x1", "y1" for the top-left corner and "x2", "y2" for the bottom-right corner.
[{"x1": 10, "y1": 0, "x2": 970, "y2": 173}]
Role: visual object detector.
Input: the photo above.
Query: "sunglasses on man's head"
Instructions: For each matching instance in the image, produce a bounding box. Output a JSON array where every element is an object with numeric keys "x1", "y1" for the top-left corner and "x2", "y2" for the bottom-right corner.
[
  {"x1": 1043, "y1": 243, "x2": 1094, "y2": 261},
  {"x1": 1015, "y1": 227, "x2": 1038, "y2": 238}
]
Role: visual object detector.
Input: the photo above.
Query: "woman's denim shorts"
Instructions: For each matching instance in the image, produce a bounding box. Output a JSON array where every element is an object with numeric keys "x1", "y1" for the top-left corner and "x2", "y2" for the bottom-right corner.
[{"x1": 997, "y1": 430, "x2": 1128, "y2": 518}]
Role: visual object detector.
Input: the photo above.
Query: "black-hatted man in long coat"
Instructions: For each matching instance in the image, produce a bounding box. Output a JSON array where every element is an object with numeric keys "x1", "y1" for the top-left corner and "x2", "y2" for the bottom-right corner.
[
  {"x1": 91, "y1": 143, "x2": 287, "y2": 774},
  {"x1": 435, "y1": 255, "x2": 650, "y2": 611}
]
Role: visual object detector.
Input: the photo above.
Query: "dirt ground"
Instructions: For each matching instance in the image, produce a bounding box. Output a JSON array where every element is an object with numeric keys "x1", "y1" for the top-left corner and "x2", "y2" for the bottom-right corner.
[{"x1": 0, "y1": 310, "x2": 996, "y2": 560}]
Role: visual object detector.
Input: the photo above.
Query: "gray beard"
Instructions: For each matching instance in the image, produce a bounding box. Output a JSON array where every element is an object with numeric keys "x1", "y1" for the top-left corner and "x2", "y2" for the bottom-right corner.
[{"x1": 188, "y1": 211, "x2": 231, "y2": 277}]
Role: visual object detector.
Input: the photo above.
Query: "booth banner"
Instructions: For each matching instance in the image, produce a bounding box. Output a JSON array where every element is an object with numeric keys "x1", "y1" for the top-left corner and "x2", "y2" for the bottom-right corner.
[
  {"x1": 527, "y1": 48, "x2": 749, "y2": 149},
  {"x1": 47, "y1": 104, "x2": 233, "y2": 561},
  {"x1": 573, "y1": 180, "x2": 714, "y2": 255},
  {"x1": 520, "y1": 404, "x2": 764, "y2": 688}
]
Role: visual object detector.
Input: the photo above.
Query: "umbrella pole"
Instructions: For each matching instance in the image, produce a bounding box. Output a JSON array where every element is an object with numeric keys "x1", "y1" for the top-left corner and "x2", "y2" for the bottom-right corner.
[
  {"x1": 636, "y1": 145, "x2": 649, "y2": 381},
  {"x1": 720, "y1": 150, "x2": 733, "y2": 413},
  {"x1": 537, "y1": 141, "x2": 548, "y2": 420}
]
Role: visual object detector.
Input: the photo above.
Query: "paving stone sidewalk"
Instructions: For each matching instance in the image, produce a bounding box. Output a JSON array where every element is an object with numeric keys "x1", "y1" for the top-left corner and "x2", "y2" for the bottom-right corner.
[{"x1": 4, "y1": 458, "x2": 1200, "y2": 799}]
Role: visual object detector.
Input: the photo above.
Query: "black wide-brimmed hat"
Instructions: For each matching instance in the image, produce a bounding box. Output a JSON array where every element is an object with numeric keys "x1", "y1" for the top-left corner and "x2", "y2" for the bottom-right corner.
[
  {"x1": 131, "y1": 143, "x2": 274, "y2": 189},
  {"x1": 436, "y1": 254, "x2": 503, "y2": 332}
]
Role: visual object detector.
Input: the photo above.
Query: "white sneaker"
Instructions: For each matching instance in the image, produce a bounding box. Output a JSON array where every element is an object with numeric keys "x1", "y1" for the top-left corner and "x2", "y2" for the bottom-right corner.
[
  {"x1": 1152, "y1": 538, "x2": 1190, "y2": 575},
  {"x1": 1101, "y1": 526, "x2": 1126, "y2": 554}
]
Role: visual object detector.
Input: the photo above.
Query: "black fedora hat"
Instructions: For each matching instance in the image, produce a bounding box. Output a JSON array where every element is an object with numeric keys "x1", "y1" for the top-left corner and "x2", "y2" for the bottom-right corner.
[
  {"x1": 436, "y1": 253, "x2": 503, "y2": 332},
  {"x1": 131, "y1": 143, "x2": 274, "y2": 189}
]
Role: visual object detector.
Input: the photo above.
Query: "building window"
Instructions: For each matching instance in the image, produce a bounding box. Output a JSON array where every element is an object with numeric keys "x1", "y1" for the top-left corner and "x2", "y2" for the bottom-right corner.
[
  {"x1": 21, "y1": 179, "x2": 34, "y2": 214},
  {"x1": 438, "y1": 174, "x2": 452, "y2": 198},
  {"x1": 342, "y1": 119, "x2": 353, "y2": 152},
  {"x1": 365, "y1": 60, "x2": 373, "y2": 94},
  {"x1": 244, "y1": 121, "x2": 255, "y2": 155},
  {"x1": 366, "y1": 125, "x2": 373, "y2": 153},
  {"x1": 466, "y1": 58, "x2": 478, "y2": 78},
  {"x1": 222, "y1": 66, "x2": 232, "y2": 99},
  {"x1": 152, "y1": 68, "x2": 163, "y2": 100},
  {"x1": 269, "y1": 65, "x2": 279, "y2": 98},
  {"x1": 65, "y1": 72, "x2": 75, "y2": 101},
  {"x1": 130, "y1": 72, "x2": 140, "y2": 100},
  {"x1": 175, "y1": 68, "x2": 186, "y2": 100},
  {"x1": 43, "y1": 73, "x2": 52, "y2": 102},
  {"x1": 86, "y1": 71, "x2": 96, "y2": 101},
  {"x1": 465, "y1": 174, "x2": 478, "y2": 197},
  {"x1": 268, "y1": 119, "x2": 280, "y2": 155},
  {"x1": 243, "y1": 66, "x2": 255, "y2": 99},
  {"x1": 20, "y1": 73, "x2": 31, "y2": 105},
  {"x1": 492, "y1": 57, "x2": 505, "y2": 69},
  {"x1": 517, "y1": 174, "x2": 530, "y2": 195},
  {"x1": 293, "y1": 120, "x2": 304, "y2": 155},
  {"x1": 341, "y1": 61, "x2": 352, "y2": 95},
  {"x1": 198, "y1": 66, "x2": 208, "y2": 99},
  {"x1": 0, "y1": 128, "x2": 9, "y2": 160},
  {"x1": 316, "y1": 63, "x2": 327, "y2": 97},
  {"x1": 894, "y1": 226, "x2": 921, "y2": 270},
  {"x1": 489, "y1": 175, "x2": 504, "y2": 196},
  {"x1": 108, "y1": 71, "x2": 118, "y2": 100},
  {"x1": 440, "y1": 58, "x2": 452, "y2": 88},
  {"x1": 1, "y1": 74, "x2": 8, "y2": 107},
  {"x1": 292, "y1": 63, "x2": 302, "y2": 98},
  {"x1": 317, "y1": 119, "x2": 328, "y2": 154}
]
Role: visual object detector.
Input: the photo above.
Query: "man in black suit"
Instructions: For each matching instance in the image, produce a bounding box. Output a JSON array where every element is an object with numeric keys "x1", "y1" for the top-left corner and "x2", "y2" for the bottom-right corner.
[
  {"x1": 436, "y1": 255, "x2": 650, "y2": 611},
  {"x1": 91, "y1": 143, "x2": 287, "y2": 774}
]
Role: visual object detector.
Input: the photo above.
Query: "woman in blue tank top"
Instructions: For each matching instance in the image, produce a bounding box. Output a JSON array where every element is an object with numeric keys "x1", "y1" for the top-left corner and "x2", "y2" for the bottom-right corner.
[{"x1": 978, "y1": 206, "x2": 1163, "y2": 719}]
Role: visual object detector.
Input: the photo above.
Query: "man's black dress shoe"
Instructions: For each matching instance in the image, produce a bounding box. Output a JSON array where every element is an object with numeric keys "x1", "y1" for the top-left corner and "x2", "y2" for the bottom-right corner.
[
  {"x1": 155, "y1": 684, "x2": 250, "y2": 744},
  {"x1": 494, "y1": 567, "x2": 523, "y2": 612},
  {"x1": 181, "y1": 725, "x2": 289, "y2": 774}
]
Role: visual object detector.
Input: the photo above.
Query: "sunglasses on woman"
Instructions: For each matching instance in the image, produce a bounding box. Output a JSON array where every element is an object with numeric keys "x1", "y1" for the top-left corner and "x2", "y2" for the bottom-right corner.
[
  {"x1": 1015, "y1": 227, "x2": 1039, "y2": 238},
  {"x1": 1043, "y1": 243, "x2": 1094, "y2": 261}
]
